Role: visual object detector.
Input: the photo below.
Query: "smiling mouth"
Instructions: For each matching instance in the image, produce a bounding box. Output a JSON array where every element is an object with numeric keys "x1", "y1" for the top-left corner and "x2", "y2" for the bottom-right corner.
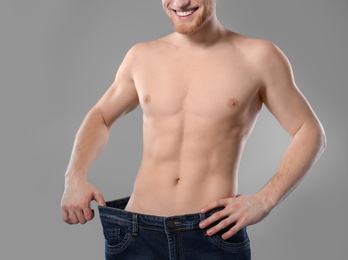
[{"x1": 173, "y1": 8, "x2": 198, "y2": 17}]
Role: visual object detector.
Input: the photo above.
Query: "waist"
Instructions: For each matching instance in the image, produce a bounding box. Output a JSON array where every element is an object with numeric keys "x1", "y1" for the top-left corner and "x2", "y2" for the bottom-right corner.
[
  {"x1": 98, "y1": 197, "x2": 223, "y2": 230},
  {"x1": 129, "y1": 165, "x2": 237, "y2": 216}
]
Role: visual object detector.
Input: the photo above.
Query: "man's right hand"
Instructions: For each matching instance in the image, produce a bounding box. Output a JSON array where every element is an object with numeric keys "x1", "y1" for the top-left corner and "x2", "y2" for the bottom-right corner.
[{"x1": 61, "y1": 179, "x2": 106, "y2": 225}]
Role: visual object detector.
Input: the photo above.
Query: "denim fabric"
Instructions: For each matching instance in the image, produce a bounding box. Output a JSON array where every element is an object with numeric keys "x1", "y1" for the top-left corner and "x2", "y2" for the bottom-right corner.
[{"x1": 98, "y1": 197, "x2": 251, "y2": 260}]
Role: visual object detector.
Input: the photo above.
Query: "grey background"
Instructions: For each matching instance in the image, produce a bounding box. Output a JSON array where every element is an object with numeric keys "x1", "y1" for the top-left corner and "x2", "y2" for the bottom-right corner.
[{"x1": 1, "y1": 0, "x2": 347, "y2": 259}]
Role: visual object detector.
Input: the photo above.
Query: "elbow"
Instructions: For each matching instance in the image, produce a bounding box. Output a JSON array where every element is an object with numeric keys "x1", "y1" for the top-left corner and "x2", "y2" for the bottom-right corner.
[
  {"x1": 298, "y1": 119, "x2": 327, "y2": 157},
  {"x1": 86, "y1": 106, "x2": 112, "y2": 130},
  {"x1": 319, "y1": 124, "x2": 327, "y2": 155},
  {"x1": 311, "y1": 120, "x2": 327, "y2": 157}
]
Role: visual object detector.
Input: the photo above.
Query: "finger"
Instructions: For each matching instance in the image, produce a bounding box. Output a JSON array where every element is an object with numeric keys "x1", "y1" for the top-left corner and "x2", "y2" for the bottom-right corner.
[
  {"x1": 221, "y1": 222, "x2": 243, "y2": 240},
  {"x1": 68, "y1": 211, "x2": 79, "y2": 225},
  {"x1": 93, "y1": 190, "x2": 106, "y2": 206},
  {"x1": 203, "y1": 213, "x2": 235, "y2": 236},
  {"x1": 62, "y1": 208, "x2": 73, "y2": 224},
  {"x1": 200, "y1": 198, "x2": 230, "y2": 213},
  {"x1": 199, "y1": 209, "x2": 230, "y2": 230},
  {"x1": 75, "y1": 209, "x2": 87, "y2": 224},
  {"x1": 82, "y1": 207, "x2": 95, "y2": 222}
]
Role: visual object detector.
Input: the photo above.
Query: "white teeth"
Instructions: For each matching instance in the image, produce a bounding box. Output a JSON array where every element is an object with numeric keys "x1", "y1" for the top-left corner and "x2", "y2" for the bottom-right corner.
[{"x1": 176, "y1": 10, "x2": 194, "y2": 17}]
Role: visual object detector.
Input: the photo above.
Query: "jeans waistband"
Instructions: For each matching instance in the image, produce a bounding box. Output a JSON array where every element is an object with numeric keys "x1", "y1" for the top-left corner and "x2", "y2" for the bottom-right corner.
[{"x1": 98, "y1": 196, "x2": 223, "y2": 231}]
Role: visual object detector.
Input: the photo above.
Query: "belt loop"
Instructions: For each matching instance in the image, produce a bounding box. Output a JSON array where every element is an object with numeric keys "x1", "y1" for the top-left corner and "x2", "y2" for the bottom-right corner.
[
  {"x1": 132, "y1": 213, "x2": 138, "y2": 236},
  {"x1": 199, "y1": 212, "x2": 205, "y2": 222}
]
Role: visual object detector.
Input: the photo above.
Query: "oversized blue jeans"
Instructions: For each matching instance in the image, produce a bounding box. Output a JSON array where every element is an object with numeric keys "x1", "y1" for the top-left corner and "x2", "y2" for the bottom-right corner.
[{"x1": 98, "y1": 197, "x2": 251, "y2": 259}]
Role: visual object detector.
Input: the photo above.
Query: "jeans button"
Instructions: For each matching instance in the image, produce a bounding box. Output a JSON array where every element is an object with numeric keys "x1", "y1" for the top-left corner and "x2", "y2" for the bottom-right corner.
[{"x1": 167, "y1": 220, "x2": 175, "y2": 228}]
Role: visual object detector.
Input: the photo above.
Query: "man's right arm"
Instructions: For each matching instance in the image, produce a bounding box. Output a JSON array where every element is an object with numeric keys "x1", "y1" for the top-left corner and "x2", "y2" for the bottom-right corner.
[{"x1": 61, "y1": 45, "x2": 140, "y2": 225}]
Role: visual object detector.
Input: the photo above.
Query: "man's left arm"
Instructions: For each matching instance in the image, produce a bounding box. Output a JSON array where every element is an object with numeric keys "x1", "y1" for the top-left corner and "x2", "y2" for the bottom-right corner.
[{"x1": 199, "y1": 41, "x2": 327, "y2": 240}]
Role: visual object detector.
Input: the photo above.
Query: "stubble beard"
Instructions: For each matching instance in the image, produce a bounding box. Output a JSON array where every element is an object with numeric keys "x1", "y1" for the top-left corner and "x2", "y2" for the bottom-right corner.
[{"x1": 171, "y1": 12, "x2": 205, "y2": 35}]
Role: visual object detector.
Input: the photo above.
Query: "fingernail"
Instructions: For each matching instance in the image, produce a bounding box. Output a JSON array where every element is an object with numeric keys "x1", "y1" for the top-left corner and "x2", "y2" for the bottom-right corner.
[
  {"x1": 199, "y1": 222, "x2": 205, "y2": 228},
  {"x1": 207, "y1": 229, "x2": 212, "y2": 236}
]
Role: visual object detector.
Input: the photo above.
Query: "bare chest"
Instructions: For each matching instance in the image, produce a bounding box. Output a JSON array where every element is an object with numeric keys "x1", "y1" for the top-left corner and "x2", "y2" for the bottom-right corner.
[{"x1": 134, "y1": 52, "x2": 261, "y2": 122}]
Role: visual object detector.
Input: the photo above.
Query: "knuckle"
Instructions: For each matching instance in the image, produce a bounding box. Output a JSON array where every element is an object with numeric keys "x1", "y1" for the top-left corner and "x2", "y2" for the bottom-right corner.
[
  {"x1": 232, "y1": 212, "x2": 240, "y2": 221},
  {"x1": 229, "y1": 203, "x2": 240, "y2": 210},
  {"x1": 233, "y1": 222, "x2": 243, "y2": 231},
  {"x1": 232, "y1": 226, "x2": 240, "y2": 234},
  {"x1": 203, "y1": 219, "x2": 211, "y2": 227},
  {"x1": 72, "y1": 203, "x2": 80, "y2": 210},
  {"x1": 237, "y1": 215, "x2": 247, "y2": 224},
  {"x1": 80, "y1": 200, "x2": 89, "y2": 209},
  {"x1": 221, "y1": 218, "x2": 229, "y2": 226},
  {"x1": 213, "y1": 211, "x2": 222, "y2": 219}
]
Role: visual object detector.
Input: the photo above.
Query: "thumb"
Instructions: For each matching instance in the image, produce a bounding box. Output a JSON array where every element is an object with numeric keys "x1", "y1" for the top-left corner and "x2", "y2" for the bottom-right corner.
[{"x1": 93, "y1": 189, "x2": 106, "y2": 206}]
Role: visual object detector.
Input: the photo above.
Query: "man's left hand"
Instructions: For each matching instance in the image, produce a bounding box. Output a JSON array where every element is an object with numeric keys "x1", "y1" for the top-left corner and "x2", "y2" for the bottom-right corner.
[{"x1": 199, "y1": 194, "x2": 271, "y2": 240}]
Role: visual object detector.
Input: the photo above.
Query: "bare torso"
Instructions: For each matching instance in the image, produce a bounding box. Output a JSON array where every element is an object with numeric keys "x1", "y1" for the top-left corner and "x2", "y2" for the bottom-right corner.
[
  {"x1": 61, "y1": 7, "x2": 325, "y2": 228},
  {"x1": 124, "y1": 32, "x2": 263, "y2": 216}
]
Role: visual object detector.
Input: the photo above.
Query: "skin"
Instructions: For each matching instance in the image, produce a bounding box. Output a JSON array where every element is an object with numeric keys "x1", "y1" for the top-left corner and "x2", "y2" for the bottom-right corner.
[{"x1": 61, "y1": 0, "x2": 326, "y2": 241}]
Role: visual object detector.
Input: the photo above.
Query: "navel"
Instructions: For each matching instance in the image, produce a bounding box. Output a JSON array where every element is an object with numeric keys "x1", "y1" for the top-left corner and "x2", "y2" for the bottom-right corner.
[
  {"x1": 228, "y1": 98, "x2": 239, "y2": 108},
  {"x1": 143, "y1": 95, "x2": 151, "y2": 104}
]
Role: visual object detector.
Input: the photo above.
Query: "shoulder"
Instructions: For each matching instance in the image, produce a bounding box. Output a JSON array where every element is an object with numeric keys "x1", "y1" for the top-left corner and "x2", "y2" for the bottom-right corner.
[
  {"x1": 240, "y1": 37, "x2": 291, "y2": 73},
  {"x1": 126, "y1": 35, "x2": 175, "y2": 58},
  {"x1": 118, "y1": 41, "x2": 159, "y2": 70},
  {"x1": 119, "y1": 35, "x2": 174, "y2": 75},
  {"x1": 229, "y1": 34, "x2": 293, "y2": 81},
  {"x1": 230, "y1": 34, "x2": 287, "y2": 66}
]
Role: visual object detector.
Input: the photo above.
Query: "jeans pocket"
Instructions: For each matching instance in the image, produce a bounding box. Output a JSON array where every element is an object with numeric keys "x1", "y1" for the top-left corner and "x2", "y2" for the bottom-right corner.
[
  {"x1": 206, "y1": 226, "x2": 250, "y2": 253},
  {"x1": 100, "y1": 216, "x2": 133, "y2": 255}
]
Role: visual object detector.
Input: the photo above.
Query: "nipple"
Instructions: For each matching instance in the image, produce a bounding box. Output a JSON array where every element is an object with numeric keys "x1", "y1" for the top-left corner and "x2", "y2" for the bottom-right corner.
[
  {"x1": 228, "y1": 98, "x2": 238, "y2": 108},
  {"x1": 143, "y1": 95, "x2": 151, "y2": 104}
]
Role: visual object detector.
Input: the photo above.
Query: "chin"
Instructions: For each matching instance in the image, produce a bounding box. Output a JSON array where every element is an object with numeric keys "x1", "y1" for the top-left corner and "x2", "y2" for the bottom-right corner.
[
  {"x1": 171, "y1": 17, "x2": 205, "y2": 35},
  {"x1": 173, "y1": 25, "x2": 200, "y2": 35}
]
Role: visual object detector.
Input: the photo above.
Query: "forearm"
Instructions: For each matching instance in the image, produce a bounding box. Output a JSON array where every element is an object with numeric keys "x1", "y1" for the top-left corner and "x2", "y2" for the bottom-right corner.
[
  {"x1": 65, "y1": 106, "x2": 111, "y2": 183},
  {"x1": 256, "y1": 120, "x2": 326, "y2": 210}
]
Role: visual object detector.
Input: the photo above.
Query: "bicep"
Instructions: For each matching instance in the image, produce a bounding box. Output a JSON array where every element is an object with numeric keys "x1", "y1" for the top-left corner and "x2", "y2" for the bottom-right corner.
[
  {"x1": 95, "y1": 48, "x2": 139, "y2": 127},
  {"x1": 259, "y1": 43, "x2": 317, "y2": 137}
]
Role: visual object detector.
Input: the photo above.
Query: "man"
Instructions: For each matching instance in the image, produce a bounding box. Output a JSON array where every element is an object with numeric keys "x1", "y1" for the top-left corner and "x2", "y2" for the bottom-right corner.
[{"x1": 61, "y1": 0, "x2": 326, "y2": 259}]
